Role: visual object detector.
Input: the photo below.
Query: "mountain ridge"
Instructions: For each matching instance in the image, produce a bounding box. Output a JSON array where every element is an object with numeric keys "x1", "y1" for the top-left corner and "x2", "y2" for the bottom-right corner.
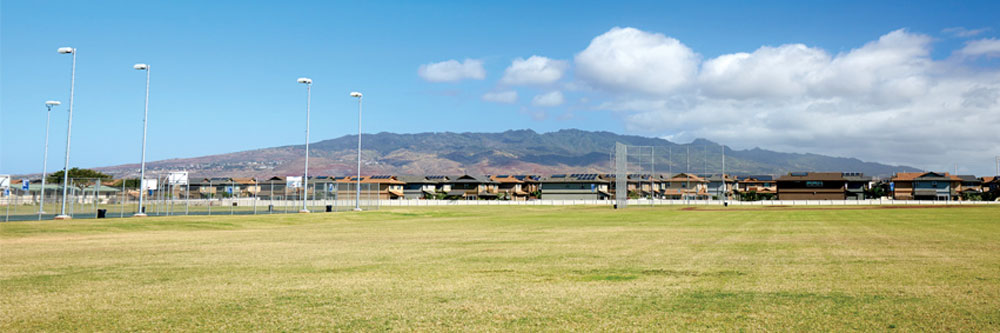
[{"x1": 81, "y1": 129, "x2": 919, "y2": 178}]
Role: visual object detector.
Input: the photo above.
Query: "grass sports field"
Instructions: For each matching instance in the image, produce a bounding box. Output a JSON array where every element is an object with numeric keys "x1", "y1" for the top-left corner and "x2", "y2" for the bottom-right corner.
[{"x1": 2, "y1": 205, "x2": 999, "y2": 331}]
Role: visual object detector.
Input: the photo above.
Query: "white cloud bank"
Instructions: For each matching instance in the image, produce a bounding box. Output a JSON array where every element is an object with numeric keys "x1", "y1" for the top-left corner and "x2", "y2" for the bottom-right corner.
[
  {"x1": 575, "y1": 27, "x2": 699, "y2": 95},
  {"x1": 957, "y1": 38, "x2": 1000, "y2": 58},
  {"x1": 500, "y1": 56, "x2": 568, "y2": 85},
  {"x1": 532, "y1": 91, "x2": 564, "y2": 107},
  {"x1": 418, "y1": 59, "x2": 486, "y2": 82},
  {"x1": 576, "y1": 27, "x2": 1000, "y2": 174},
  {"x1": 482, "y1": 90, "x2": 518, "y2": 104}
]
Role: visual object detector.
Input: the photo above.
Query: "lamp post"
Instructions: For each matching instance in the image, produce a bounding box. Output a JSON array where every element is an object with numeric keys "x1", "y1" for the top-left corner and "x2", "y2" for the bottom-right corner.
[
  {"x1": 134, "y1": 63, "x2": 151, "y2": 217},
  {"x1": 39, "y1": 101, "x2": 61, "y2": 219},
  {"x1": 54, "y1": 47, "x2": 76, "y2": 220},
  {"x1": 297, "y1": 77, "x2": 312, "y2": 213},
  {"x1": 350, "y1": 91, "x2": 363, "y2": 211}
]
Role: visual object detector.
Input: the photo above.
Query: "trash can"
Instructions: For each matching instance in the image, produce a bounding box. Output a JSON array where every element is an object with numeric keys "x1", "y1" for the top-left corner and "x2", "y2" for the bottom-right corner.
[
  {"x1": 724, "y1": 202, "x2": 729, "y2": 207},
  {"x1": 97, "y1": 209, "x2": 107, "y2": 218},
  {"x1": 268, "y1": 205, "x2": 274, "y2": 212},
  {"x1": 232, "y1": 202, "x2": 238, "y2": 207},
  {"x1": 326, "y1": 205, "x2": 333, "y2": 212}
]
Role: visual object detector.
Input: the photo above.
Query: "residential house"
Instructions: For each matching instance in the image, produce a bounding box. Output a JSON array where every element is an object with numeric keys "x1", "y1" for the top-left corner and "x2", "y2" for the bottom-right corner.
[
  {"x1": 700, "y1": 174, "x2": 736, "y2": 200},
  {"x1": 514, "y1": 175, "x2": 541, "y2": 199},
  {"x1": 661, "y1": 173, "x2": 709, "y2": 200},
  {"x1": 539, "y1": 173, "x2": 612, "y2": 200},
  {"x1": 776, "y1": 172, "x2": 848, "y2": 200},
  {"x1": 626, "y1": 174, "x2": 656, "y2": 199},
  {"x1": 490, "y1": 175, "x2": 529, "y2": 201},
  {"x1": 956, "y1": 175, "x2": 983, "y2": 200},
  {"x1": 426, "y1": 175, "x2": 452, "y2": 194},
  {"x1": 397, "y1": 175, "x2": 440, "y2": 199},
  {"x1": 982, "y1": 176, "x2": 999, "y2": 200},
  {"x1": 445, "y1": 175, "x2": 498, "y2": 200},
  {"x1": 735, "y1": 175, "x2": 777, "y2": 196},
  {"x1": 363, "y1": 175, "x2": 405, "y2": 200},
  {"x1": 889, "y1": 172, "x2": 921, "y2": 200},
  {"x1": 842, "y1": 172, "x2": 871, "y2": 200},
  {"x1": 912, "y1": 172, "x2": 961, "y2": 200},
  {"x1": 891, "y1": 172, "x2": 962, "y2": 200}
]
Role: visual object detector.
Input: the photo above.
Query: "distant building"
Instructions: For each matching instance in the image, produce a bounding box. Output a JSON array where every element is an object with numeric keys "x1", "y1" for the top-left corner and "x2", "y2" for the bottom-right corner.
[
  {"x1": 539, "y1": 174, "x2": 611, "y2": 200},
  {"x1": 776, "y1": 172, "x2": 848, "y2": 200},
  {"x1": 890, "y1": 172, "x2": 962, "y2": 200}
]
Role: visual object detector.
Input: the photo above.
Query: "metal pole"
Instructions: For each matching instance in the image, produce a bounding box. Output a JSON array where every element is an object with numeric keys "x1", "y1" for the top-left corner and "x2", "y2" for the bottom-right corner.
[
  {"x1": 93, "y1": 179, "x2": 98, "y2": 218},
  {"x1": 230, "y1": 180, "x2": 234, "y2": 215},
  {"x1": 135, "y1": 65, "x2": 151, "y2": 217},
  {"x1": 185, "y1": 183, "x2": 190, "y2": 215},
  {"x1": 355, "y1": 96, "x2": 363, "y2": 211},
  {"x1": 39, "y1": 104, "x2": 54, "y2": 220},
  {"x1": 56, "y1": 48, "x2": 76, "y2": 220},
  {"x1": 208, "y1": 180, "x2": 212, "y2": 215},
  {"x1": 253, "y1": 179, "x2": 257, "y2": 215},
  {"x1": 301, "y1": 82, "x2": 311, "y2": 213}
]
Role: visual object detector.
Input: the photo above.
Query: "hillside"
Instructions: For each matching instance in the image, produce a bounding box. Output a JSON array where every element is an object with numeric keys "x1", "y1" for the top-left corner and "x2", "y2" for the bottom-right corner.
[{"x1": 92, "y1": 129, "x2": 920, "y2": 178}]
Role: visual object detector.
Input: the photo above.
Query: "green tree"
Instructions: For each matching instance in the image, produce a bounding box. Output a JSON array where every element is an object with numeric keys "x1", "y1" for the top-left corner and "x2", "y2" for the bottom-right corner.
[
  {"x1": 46, "y1": 168, "x2": 112, "y2": 183},
  {"x1": 111, "y1": 178, "x2": 141, "y2": 189}
]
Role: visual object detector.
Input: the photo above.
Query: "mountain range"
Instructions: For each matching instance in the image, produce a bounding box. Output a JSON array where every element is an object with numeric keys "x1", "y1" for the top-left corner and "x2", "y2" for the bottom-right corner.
[{"x1": 86, "y1": 129, "x2": 920, "y2": 179}]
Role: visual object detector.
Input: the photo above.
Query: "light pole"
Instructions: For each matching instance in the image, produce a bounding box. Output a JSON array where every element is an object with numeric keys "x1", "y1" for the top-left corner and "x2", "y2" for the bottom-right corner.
[
  {"x1": 134, "y1": 63, "x2": 151, "y2": 217},
  {"x1": 54, "y1": 46, "x2": 76, "y2": 220},
  {"x1": 297, "y1": 77, "x2": 313, "y2": 213},
  {"x1": 39, "y1": 101, "x2": 61, "y2": 219},
  {"x1": 350, "y1": 91, "x2": 363, "y2": 211}
]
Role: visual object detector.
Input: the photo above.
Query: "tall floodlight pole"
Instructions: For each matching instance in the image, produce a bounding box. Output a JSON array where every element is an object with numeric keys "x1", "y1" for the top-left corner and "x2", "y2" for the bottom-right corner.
[
  {"x1": 134, "y1": 64, "x2": 151, "y2": 217},
  {"x1": 39, "y1": 101, "x2": 61, "y2": 218},
  {"x1": 350, "y1": 91, "x2": 363, "y2": 211},
  {"x1": 722, "y1": 144, "x2": 726, "y2": 202},
  {"x1": 54, "y1": 47, "x2": 76, "y2": 220},
  {"x1": 297, "y1": 78, "x2": 313, "y2": 213}
]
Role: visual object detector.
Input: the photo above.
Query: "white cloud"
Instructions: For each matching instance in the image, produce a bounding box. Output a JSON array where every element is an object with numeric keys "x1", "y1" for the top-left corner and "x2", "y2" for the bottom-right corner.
[
  {"x1": 417, "y1": 59, "x2": 486, "y2": 82},
  {"x1": 943, "y1": 27, "x2": 991, "y2": 38},
  {"x1": 531, "y1": 91, "x2": 564, "y2": 107},
  {"x1": 482, "y1": 90, "x2": 518, "y2": 104},
  {"x1": 575, "y1": 27, "x2": 699, "y2": 95},
  {"x1": 500, "y1": 56, "x2": 568, "y2": 85},
  {"x1": 575, "y1": 27, "x2": 999, "y2": 175},
  {"x1": 699, "y1": 44, "x2": 830, "y2": 99},
  {"x1": 699, "y1": 29, "x2": 933, "y2": 104},
  {"x1": 957, "y1": 38, "x2": 1000, "y2": 58}
]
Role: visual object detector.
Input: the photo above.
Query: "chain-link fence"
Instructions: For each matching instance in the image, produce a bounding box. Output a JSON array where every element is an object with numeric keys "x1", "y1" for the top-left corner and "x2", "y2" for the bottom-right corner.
[{"x1": 1, "y1": 177, "x2": 381, "y2": 222}]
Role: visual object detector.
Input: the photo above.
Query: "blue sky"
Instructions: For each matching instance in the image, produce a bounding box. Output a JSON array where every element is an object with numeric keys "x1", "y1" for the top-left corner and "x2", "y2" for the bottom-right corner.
[{"x1": 2, "y1": 0, "x2": 999, "y2": 175}]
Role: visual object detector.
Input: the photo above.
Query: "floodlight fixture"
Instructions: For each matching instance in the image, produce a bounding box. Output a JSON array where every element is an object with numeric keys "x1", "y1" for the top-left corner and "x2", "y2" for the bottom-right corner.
[
  {"x1": 297, "y1": 77, "x2": 312, "y2": 84},
  {"x1": 133, "y1": 63, "x2": 148, "y2": 70}
]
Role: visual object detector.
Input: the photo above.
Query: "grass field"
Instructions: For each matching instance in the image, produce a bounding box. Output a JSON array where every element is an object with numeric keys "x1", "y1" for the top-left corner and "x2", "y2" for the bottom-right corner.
[{"x1": 2, "y1": 205, "x2": 999, "y2": 331}]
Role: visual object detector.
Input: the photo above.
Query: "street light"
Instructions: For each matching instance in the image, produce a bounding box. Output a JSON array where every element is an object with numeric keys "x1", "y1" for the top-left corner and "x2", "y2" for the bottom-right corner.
[
  {"x1": 297, "y1": 77, "x2": 312, "y2": 213},
  {"x1": 39, "y1": 101, "x2": 61, "y2": 220},
  {"x1": 54, "y1": 47, "x2": 76, "y2": 220},
  {"x1": 133, "y1": 63, "x2": 151, "y2": 217},
  {"x1": 350, "y1": 91, "x2": 363, "y2": 211}
]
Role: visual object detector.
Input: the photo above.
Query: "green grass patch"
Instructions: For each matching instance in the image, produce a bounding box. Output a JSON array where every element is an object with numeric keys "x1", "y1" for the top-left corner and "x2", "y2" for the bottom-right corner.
[{"x1": 2, "y1": 205, "x2": 999, "y2": 331}]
